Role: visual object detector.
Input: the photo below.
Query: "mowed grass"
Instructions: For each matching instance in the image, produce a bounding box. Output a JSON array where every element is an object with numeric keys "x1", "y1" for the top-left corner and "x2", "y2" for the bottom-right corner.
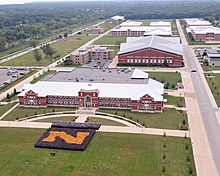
[
  {"x1": 99, "y1": 108, "x2": 188, "y2": 130},
  {"x1": 148, "y1": 71, "x2": 182, "y2": 89},
  {"x1": 0, "y1": 128, "x2": 196, "y2": 176},
  {"x1": 99, "y1": 23, "x2": 117, "y2": 32},
  {"x1": 105, "y1": 45, "x2": 120, "y2": 55},
  {"x1": 34, "y1": 116, "x2": 78, "y2": 123},
  {"x1": 87, "y1": 117, "x2": 127, "y2": 126},
  {"x1": 94, "y1": 36, "x2": 126, "y2": 45},
  {"x1": 205, "y1": 73, "x2": 220, "y2": 106},
  {"x1": 2, "y1": 34, "x2": 96, "y2": 66},
  {"x1": 3, "y1": 106, "x2": 76, "y2": 121},
  {"x1": 0, "y1": 102, "x2": 17, "y2": 117},
  {"x1": 164, "y1": 95, "x2": 185, "y2": 107}
]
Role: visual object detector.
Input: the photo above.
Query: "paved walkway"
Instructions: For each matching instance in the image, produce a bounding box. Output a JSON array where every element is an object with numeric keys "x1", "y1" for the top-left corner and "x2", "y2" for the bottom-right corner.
[
  {"x1": 0, "y1": 120, "x2": 189, "y2": 138},
  {"x1": 176, "y1": 19, "x2": 218, "y2": 176}
]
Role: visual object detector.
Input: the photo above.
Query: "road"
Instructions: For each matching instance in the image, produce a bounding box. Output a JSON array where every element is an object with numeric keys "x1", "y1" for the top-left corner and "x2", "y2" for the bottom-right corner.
[{"x1": 177, "y1": 19, "x2": 219, "y2": 176}]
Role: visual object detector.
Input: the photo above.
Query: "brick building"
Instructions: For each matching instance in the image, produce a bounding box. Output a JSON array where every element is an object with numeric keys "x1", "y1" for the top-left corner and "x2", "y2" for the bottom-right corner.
[
  {"x1": 70, "y1": 45, "x2": 114, "y2": 65},
  {"x1": 89, "y1": 26, "x2": 104, "y2": 34},
  {"x1": 18, "y1": 68, "x2": 164, "y2": 112},
  {"x1": 118, "y1": 35, "x2": 183, "y2": 67},
  {"x1": 184, "y1": 18, "x2": 211, "y2": 27},
  {"x1": 189, "y1": 26, "x2": 220, "y2": 41}
]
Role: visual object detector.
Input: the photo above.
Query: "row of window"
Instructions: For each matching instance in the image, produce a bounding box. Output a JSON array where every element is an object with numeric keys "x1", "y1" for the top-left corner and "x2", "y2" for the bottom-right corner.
[{"x1": 127, "y1": 58, "x2": 173, "y2": 64}]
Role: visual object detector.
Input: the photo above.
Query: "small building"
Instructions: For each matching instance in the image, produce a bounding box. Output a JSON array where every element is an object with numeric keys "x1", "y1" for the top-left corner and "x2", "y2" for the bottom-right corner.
[
  {"x1": 150, "y1": 21, "x2": 171, "y2": 27},
  {"x1": 111, "y1": 26, "x2": 172, "y2": 37},
  {"x1": 120, "y1": 20, "x2": 143, "y2": 27},
  {"x1": 184, "y1": 18, "x2": 212, "y2": 27},
  {"x1": 190, "y1": 26, "x2": 220, "y2": 41},
  {"x1": 90, "y1": 26, "x2": 104, "y2": 34},
  {"x1": 105, "y1": 15, "x2": 125, "y2": 24},
  {"x1": 207, "y1": 53, "x2": 220, "y2": 67},
  {"x1": 18, "y1": 68, "x2": 164, "y2": 112},
  {"x1": 70, "y1": 45, "x2": 114, "y2": 65},
  {"x1": 118, "y1": 35, "x2": 183, "y2": 67}
]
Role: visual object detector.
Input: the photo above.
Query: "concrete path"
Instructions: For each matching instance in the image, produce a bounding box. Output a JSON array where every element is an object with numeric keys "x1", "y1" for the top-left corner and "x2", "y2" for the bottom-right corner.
[
  {"x1": 176, "y1": 19, "x2": 218, "y2": 176},
  {"x1": 25, "y1": 114, "x2": 79, "y2": 122},
  {"x1": 0, "y1": 103, "x2": 18, "y2": 120},
  {"x1": 0, "y1": 120, "x2": 189, "y2": 138},
  {"x1": 163, "y1": 104, "x2": 187, "y2": 111}
]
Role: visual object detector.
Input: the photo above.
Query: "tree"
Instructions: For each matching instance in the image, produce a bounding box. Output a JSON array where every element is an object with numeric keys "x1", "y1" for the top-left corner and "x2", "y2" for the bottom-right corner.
[
  {"x1": 0, "y1": 37, "x2": 6, "y2": 51},
  {"x1": 188, "y1": 167, "x2": 193, "y2": 175},
  {"x1": 186, "y1": 155, "x2": 190, "y2": 162},
  {"x1": 163, "y1": 131, "x2": 166, "y2": 138},
  {"x1": 162, "y1": 165, "x2": 166, "y2": 173},
  {"x1": 13, "y1": 88, "x2": 17, "y2": 95},
  {"x1": 64, "y1": 33, "x2": 68, "y2": 37},
  {"x1": 64, "y1": 59, "x2": 73, "y2": 66},
  {"x1": 41, "y1": 44, "x2": 56, "y2": 58},
  {"x1": 163, "y1": 154, "x2": 166, "y2": 161},
  {"x1": 33, "y1": 49, "x2": 42, "y2": 61},
  {"x1": 185, "y1": 143, "x2": 189, "y2": 150},
  {"x1": 29, "y1": 40, "x2": 39, "y2": 48},
  {"x1": 6, "y1": 93, "x2": 10, "y2": 99},
  {"x1": 182, "y1": 119, "x2": 186, "y2": 126}
]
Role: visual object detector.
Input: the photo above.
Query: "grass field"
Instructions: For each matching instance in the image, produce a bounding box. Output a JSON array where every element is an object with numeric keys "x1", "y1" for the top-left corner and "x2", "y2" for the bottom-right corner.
[
  {"x1": 3, "y1": 106, "x2": 76, "y2": 121},
  {"x1": 0, "y1": 128, "x2": 196, "y2": 176},
  {"x1": 148, "y1": 72, "x2": 182, "y2": 89},
  {"x1": 2, "y1": 34, "x2": 96, "y2": 66},
  {"x1": 94, "y1": 36, "x2": 126, "y2": 45},
  {"x1": 105, "y1": 46, "x2": 120, "y2": 55},
  {"x1": 31, "y1": 70, "x2": 56, "y2": 84},
  {"x1": 99, "y1": 23, "x2": 117, "y2": 32},
  {"x1": 34, "y1": 116, "x2": 78, "y2": 123},
  {"x1": 164, "y1": 95, "x2": 185, "y2": 107},
  {"x1": 87, "y1": 117, "x2": 127, "y2": 126},
  {"x1": 0, "y1": 102, "x2": 17, "y2": 117},
  {"x1": 204, "y1": 73, "x2": 220, "y2": 106},
  {"x1": 99, "y1": 108, "x2": 188, "y2": 130}
]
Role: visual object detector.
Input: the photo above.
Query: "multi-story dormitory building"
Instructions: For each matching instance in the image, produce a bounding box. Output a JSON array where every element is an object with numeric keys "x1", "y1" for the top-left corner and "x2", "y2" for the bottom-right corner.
[{"x1": 18, "y1": 68, "x2": 164, "y2": 112}]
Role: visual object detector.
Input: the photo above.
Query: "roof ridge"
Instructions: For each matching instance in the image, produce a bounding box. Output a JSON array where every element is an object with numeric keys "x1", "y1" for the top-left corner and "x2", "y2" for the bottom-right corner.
[{"x1": 149, "y1": 35, "x2": 154, "y2": 47}]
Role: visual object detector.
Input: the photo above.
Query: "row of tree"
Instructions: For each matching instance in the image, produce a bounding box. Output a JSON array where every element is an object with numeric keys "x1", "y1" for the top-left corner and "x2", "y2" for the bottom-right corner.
[{"x1": 32, "y1": 44, "x2": 56, "y2": 61}]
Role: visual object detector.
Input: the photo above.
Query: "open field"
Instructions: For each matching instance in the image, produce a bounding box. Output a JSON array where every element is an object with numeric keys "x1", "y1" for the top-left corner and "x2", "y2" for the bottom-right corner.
[
  {"x1": 99, "y1": 108, "x2": 188, "y2": 130},
  {"x1": 204, "y1": 73, "x2": 220, "y2": 106},
  {"x1": 164, "y1": 95, "x2": 185, "y2": 107},
  {"x1": 87, "y1": 117, "x2": 127, "y2": 126},
  {"x1": 1, "y1": 34, "x2": 96, "y2": 67},
  {"x1": 94, "y1": 36, "x2": 126, "y2": 45},
  {"x1": 99, "y1": 23, "x2": 117, "y2": 32},
  {"x1": 0, "y1": 102, "x2": 17, "y2": 117},
  {"x1": 148, "y1": 71, "x2": 182, "y2": 89},
  {"x1": 31, "y1": 70, "x2": 56, "y2": 84},
  {"x1": 0, "y1": 128, "x2": 196, "y2": 176},
  {"x1": 34, "y1": 116, "x2": 77, "y2": 123},
  {"x1": 3, "y1": 106, "x2": 76, "y2": 121}
]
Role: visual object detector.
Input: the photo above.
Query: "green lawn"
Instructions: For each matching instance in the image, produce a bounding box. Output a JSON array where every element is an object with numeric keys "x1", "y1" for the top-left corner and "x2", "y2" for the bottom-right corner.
[
  {"x1": 99, "y1": 108, "x2": 188, "y2": 130},
  {"x1": 0, "y1": 128, "x2": 196, "y2": 176},
  {"x1": 105, "y1": 45, "x2": 120, "y2": 55},
  {"x1": 148, "y1": 72, "x2": 182, "y2": 89},
  {"x1": 34, "y1": 116, "x2": 78, "y2": 123},
  {"x1": 87, "y1": 117, "x2": 127, "y2": 126},
  {"x1": 204, "y1": 73, "x2": 220, "y2": 106},
  {"x1": 94, "y1": 36, "x2": 126, "y2": 45},
  {"x1": 31, "y1": 70, "x2": 56, "y2": 84},
  {"x1": 0, "y1": 102, "x2": 17, "y2": 117},
  {"x1": 2, "y1": 34, "x2": 96, "y2": 66},
  {"x1": 3, "y1": 106, "x2": 76, "y2": 121},
  {"x1": 164, "y1": 95, "x2": 185, "y2": 107},
  {"x1": 99, "y1": 23, "x2": 117, "y2": 32}
]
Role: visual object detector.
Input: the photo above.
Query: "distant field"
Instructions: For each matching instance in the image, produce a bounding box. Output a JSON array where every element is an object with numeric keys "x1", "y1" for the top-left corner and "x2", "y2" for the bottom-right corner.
[
  {"x1": 204, "y1": 73, "x2": 220, "y2": 106},
  {"x1": 2, "y1": 34, "x2": 96, "y2": 67},
  {"x1": 0, "y1": 128, "x2": 196, "y2": 176},
  {"x1": 99, "y1": 108, "x2": 188, "y2": 130},
  {"x1": 94, "y1": 36, "x2": 126, "y2": 45},
  {"x1": 148, "y1": 71, "x2": 182, "y2": 89},
  {"x1": 3, "y1": 106, "x2": 76, "y2": 121}
]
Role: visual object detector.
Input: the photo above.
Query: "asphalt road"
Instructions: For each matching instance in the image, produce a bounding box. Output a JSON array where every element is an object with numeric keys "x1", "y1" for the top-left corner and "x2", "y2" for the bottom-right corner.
[{"x1": 184, "y1": 45, "x2": 220, "y2": 174}]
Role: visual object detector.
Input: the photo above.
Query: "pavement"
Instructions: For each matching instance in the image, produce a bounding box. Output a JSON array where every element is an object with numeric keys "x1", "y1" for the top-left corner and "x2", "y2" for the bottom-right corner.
[{"x1": 177, "y1": 19, "x2": 219, "y2": 176}]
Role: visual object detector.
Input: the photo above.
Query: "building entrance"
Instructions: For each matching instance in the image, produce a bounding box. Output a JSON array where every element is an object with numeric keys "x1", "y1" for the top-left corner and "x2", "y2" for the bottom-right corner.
[{"x1": 85, "y1": 96, "x2": 92, "y2": 109}]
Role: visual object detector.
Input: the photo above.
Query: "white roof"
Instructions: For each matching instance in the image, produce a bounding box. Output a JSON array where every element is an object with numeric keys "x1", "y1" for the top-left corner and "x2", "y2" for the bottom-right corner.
[
  {"x1": 131, "y1": 69, "x2": 149, "y2": 79},
  {"x1": 18, "y1": 79, "x2": 163, "y2": 101},
  {"x1": 190, "y1": 26, "x2": 220, "y2": 34},
  {"x1": 120, "y1": 20, "x2": 143, "y2": 27},
  {"x1": 185, "y1": 18, "x2": 211, "y2": 26},
  {"x1": 118, "y1": 35, "x2": 182, "y2": 56},
  {"x1": 111, "y1": 15, "x2": 125, "y2": 21},
  {"x1": 112, "y1": 26, "x2": 171, "y2": 33},
  {"x1": 150, "y1": 21, "x2": 171, "y2": 27}
]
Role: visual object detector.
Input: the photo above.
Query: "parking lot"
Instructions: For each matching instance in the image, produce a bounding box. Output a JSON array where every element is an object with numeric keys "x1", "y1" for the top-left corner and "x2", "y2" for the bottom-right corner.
[
  {"x1": 82, "y1": 59, "x2": 112, "y2": 68},
  {"x1": 0, "y1": 68, "x2": 31, "y2": 89}
]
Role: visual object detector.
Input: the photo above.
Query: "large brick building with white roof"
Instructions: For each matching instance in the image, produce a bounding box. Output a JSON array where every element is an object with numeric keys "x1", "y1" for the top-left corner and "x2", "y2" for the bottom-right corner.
[
  {"x1": 18, "y1": 68, "x2": 164, "y2": 112},
  {"x1": 118, "y1": 35, "x2": 183, "y2": 67}
]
